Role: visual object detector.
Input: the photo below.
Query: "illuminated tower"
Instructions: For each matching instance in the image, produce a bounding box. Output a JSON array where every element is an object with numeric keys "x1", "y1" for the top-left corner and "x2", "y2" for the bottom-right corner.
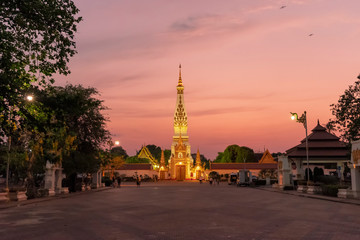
[
  {"x1": 173, "y1": 64, "x2": 188, "y2": 142},
  {"x1": 169, "y1": 65, "x2": 192, "y2": 180}
]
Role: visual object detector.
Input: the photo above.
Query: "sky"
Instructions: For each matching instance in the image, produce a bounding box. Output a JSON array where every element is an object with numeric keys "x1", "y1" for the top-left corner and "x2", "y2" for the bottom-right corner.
[{"x1": 57, "y1": 0, "x2": 360, "y2": 159}]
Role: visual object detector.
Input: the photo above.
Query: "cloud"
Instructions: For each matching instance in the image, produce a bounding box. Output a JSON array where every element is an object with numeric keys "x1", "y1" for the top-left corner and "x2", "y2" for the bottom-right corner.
[{"x1": 191, "y1": 106, "x2": 267, "y2": 117}]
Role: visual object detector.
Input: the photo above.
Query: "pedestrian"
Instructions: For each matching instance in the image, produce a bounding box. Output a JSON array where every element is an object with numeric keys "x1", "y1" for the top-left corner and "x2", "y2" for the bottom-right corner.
[
  {"x1": 217, "y1": 176, "x2": 220, "y2": 185},
  {"x1": 199, "y1": 175, "x2": 203, "y2": 184},
  {"x1": 209, "y1": 177, "x2": 213, "y2": 186},
  {"x1": 112, "y1": 176, "x2": 116, "y2": 188},
  {"x1": 117, "y1": 176, "x2": 121, "y2": 188},
  {"x1": 136, "y1": 176, "x2": 140, "y2": 187}
]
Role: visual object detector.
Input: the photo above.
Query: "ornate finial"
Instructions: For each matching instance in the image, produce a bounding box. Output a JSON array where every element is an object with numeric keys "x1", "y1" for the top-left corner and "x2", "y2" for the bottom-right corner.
[
  {"x1": 317, "y1": 119, "x2": 320, "y2": 125},
  {"x1": 178, "y1": 64, "x2": 183, "y2": 86}
]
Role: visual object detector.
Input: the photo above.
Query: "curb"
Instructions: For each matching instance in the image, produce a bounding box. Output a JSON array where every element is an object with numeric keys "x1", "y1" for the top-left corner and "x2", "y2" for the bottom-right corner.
[
  {"x1": 0, "y1": 187, "x2": 112, "y2": 210},
  {"x1": 254, "y1": 186, "x2": 360, "y2": 206}
]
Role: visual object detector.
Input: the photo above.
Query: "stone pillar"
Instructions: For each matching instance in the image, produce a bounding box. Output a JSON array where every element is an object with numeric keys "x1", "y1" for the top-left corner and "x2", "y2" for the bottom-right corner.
[
  {"x1": 351, "y1": 140, "x2": 360, "y2": 198},
  {"x1": 277, "y1": 155, "x2": 291, "y2": 189},
  {"x1": 55, "y1": 169, "x2": 63, "y2": 194},
  {"x1": 44, "y1": 162, "x2": 64, "y2": 196},
  {"x1": 44, "y1": 162, "x2": 56, "y2": 196},
  {"x1": 92, "y1": 171, "x2": 102, "y2": 189},
  {"x1": 294, "y1": 160, "x2": 304, "y2": 180}
]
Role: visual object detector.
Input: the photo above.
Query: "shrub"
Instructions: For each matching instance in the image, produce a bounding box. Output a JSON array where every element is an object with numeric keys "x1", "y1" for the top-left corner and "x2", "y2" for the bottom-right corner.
[
  {"x1": 283, "y1": 186, "x2": 294, "y2": 190},
  {"x1": 102, "y1": 176, "x2": 112, "y2": 186},
  {"x1": 254, "y1": 180, "x2": 266, "y2": 185},
  {"x1": 318, "y1": 175, "x2": 338, "y2": 185},
  {"x1": 297, "y1": 180, "x2": 307, "y2": 186},
  {"x1": 321, "y1": 185, "x2": 339, "y2": 197},
  {"x1": 270, "y1": 179, "x2": 278, "y2": 184}
]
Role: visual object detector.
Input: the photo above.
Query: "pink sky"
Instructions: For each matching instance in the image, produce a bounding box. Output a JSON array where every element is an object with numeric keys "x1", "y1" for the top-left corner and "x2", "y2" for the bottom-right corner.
[{"x1": 57, "y1": 0, "x2": 360, "y2": 159}]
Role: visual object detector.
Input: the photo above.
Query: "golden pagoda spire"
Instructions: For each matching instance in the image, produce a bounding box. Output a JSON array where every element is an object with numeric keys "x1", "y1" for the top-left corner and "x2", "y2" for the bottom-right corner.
[
  {"x1": 178, "y1": 64, "x2": 183, "y2": 86},
  {"x1": 160, "y1": 149, "x2": 165, "y2": 166},
  {"x1": 196, "y1": 148, "x2": 201, "y2": 166}
]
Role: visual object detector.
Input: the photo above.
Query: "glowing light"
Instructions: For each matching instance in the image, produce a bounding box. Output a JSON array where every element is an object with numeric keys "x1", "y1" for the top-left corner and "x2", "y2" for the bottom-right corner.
[
  {"x1": 114, "y1": 140, "x2": 120, "y2": 146},
  {"x1": 179, "y1": 162, "x2": 182, "y2": 165},
  {"x1": 26, "y1": 95, "x2": 33, "y2": 101},
  {"x1": 291, "y1": 115, "x2": 296, "y2": 121}
]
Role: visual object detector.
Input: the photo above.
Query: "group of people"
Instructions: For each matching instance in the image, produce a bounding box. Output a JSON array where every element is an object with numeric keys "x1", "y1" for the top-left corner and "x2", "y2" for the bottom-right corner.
[
  {"x1": 199, "y1": 175, "x2": 220, "y2": 185},
  {"x1": 111, "y1": 176, "x2": 122, "y2": 188},
  {"x1": 208, "y1": 176, "x2": 220, "y2": 186}
]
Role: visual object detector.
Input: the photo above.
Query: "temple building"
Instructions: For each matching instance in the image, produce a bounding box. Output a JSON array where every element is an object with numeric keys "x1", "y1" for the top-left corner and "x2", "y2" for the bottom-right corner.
[
  {"x1": 286, "y1": 120, "x2": 350, "y2": 180},
  {"x1": 130, "y1": 65, "x2": 204, "y2": 180},
  {"x1": 169, "y1": 65, "x2": 195, "y2": 180}
]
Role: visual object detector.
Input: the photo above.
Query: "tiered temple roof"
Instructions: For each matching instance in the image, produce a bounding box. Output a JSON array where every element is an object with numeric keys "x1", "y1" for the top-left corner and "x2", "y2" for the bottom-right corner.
[{"x1": 286, "y1": 120, "x2": 349, "y2": 160}]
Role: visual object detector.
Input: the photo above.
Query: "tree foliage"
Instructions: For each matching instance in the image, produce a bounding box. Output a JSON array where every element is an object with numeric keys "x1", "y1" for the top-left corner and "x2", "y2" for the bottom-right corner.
[
  {"x1": 37, "y1": 84, "x2": 110, "y2": 175},
  {"x1": 111, "y1": 146, "x2": 129, "y2": 159},
  {"x1": 328, "y1": 80, "x2": 360, "y2": 143},
  {"x1": 213, "y1": 145, "x2": 256, "y2": 163},
  {"x1": 0, "y1": 0, "x2": 82, "y2": 139}
]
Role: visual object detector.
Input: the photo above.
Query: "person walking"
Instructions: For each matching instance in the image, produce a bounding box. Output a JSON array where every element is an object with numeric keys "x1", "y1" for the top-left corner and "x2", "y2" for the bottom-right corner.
[
  {"x1": 112, "y1": 176, "x2": 116, "y2": 188},
  {"x1": 209, "y1": 177, "x2": 213, "y2": 186},
  {"x1": 136, "y1": 176, "x2": 140, "y2": 187},
  {"x1": 117, "y1": 176, "x2": 121, "y2": 188}
]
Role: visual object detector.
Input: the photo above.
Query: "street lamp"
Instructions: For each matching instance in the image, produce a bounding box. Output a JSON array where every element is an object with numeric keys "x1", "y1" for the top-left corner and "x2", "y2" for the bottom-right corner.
[
  {"x1": 5, "y1": 95, "x2": 34, "y2": 192},
  {"x1": 290, "y1": 111, "x2": 310, "y2": 185}
]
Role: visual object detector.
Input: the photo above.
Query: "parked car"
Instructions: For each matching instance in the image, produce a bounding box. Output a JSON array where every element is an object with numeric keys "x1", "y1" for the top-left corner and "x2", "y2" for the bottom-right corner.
[{"x1": 228, "y1": 173, "x2": 237, "y2": 185}]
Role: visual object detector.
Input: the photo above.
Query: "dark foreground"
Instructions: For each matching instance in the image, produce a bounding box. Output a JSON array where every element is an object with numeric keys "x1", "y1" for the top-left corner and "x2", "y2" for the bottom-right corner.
[{"x1": 1, "y1": 182, "x2": 360, "y2": 240}]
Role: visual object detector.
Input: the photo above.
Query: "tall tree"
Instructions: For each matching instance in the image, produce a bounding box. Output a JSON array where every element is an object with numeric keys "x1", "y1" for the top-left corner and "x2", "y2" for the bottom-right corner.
[
  {"x1": 328, "y1": 79, "x2": 360, "y2": 143},
  {"x1": 214, "y1": 145, "x2": 256, "y2": 163},
  {"x1": 0, "y1": 0, "x2": 81, "y2": 140}
]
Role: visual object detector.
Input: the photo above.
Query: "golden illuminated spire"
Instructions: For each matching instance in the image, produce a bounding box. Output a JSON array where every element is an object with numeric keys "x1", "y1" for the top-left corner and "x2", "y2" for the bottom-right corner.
[
  {"x1": 178, "y1": 64, "x2": 183, "y2": 86},
  {"x1": 160, "y1": 149, "x2": 165, "y2": 166},
  {"x1": 196, "y1": 148, "x2": 201, "y2": 166}
]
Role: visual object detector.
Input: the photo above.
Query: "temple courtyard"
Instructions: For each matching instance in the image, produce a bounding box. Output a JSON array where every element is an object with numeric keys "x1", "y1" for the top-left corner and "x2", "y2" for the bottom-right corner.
[{"x1": 1, "y1": 182, "x2": 360, "y2": 240}]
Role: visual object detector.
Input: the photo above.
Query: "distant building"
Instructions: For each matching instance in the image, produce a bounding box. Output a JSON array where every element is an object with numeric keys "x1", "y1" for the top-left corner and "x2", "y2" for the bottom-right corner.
[{"x1": 209, "y1": 149, "x2": 278, "y2": 177}]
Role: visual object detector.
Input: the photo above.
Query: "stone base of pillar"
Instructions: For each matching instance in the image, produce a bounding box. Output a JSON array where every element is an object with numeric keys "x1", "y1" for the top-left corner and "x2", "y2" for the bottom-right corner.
[
  {"x1": 307, "y1": 186, "x2": 321, "y2": 194},
  {"x1": 48, "y1": 189, "x2": 56, "y2": 196},
  {"x1": 351, "y1": 190, "x2": 360, "y2": 199},
  {"x1": 0, "y1": 192, "x2": 9, "y2": 203},
  {"x1": 61, "y1": 187, "x2": 69, "y2": 194},
  {"x1": 338, "y1": 189, "x2": 354, "y2": 199},
  {"x1": 297, "y1": 185, "x2": 307, "y2": 193},
  {"x1": 266, "y1": 177, "x2": 271, "y2": 185},
  {"x1": 8, "y1": 191, "x2": 27, "y2": 201}
]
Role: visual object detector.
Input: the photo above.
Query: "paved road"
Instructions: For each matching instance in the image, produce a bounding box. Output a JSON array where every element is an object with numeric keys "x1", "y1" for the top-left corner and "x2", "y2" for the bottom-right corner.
[{"x1": 1, "y1": 182, "x2": 360, "y2": 240}]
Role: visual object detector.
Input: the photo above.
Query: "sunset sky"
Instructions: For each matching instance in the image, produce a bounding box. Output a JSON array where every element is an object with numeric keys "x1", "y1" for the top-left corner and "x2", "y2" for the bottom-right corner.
[{"x1": 57, "y1": 0, "x2": 360, "y2": 159}]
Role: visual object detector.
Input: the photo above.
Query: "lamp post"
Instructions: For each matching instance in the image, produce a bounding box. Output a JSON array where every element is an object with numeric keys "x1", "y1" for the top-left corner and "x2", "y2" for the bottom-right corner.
[
  {"x1": 290, "y1": 111, "x2": 310, "y2": 185},
  {"x1": 5, "y1": 95, "x2": 33, "y2": 192}
]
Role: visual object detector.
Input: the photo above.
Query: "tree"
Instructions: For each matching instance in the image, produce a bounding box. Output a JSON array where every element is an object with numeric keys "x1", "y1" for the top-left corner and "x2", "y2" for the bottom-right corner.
[
  {"x1": 111, "y1": 146, "x2": 129, "y2": 159},
  {"x1": 213, "y1": 145, "x2": 256, "y2": 163},
  {"x1": 0, "y1": 0, "x2": 82, "y2": 140},
  {"x1": 328, "y1": 79, "x2": 360, "y2": 143},
  {"x1": 125, "y1": 156, "x2": 149, "y2": 164},
  {"x1": 39, "y1": 85, "x2": 110, "y2": 174}
]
